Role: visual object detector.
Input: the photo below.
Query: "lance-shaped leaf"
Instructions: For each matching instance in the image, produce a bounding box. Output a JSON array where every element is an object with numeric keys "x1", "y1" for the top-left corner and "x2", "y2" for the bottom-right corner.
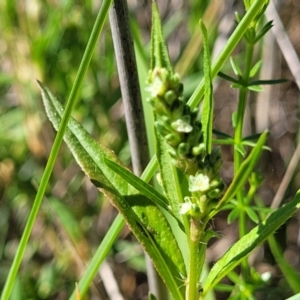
[
  {"x1": 39, "y1": 82, "x2": 186, "y2": 300},
  {"x1": 105, "y1": 157, "x2": 187, "y2": 236},
  {"x1": 200, "y1": 21, "x2": 213, "y2": 154},
  {"x1": 150, "y1": 2, "x2": 172, "y2": 72},
  {"x1": 155, "y1": 131, "x2": 186, "y2": 223},
  {"x1": 203, "y1": 191, "x2": 300, "y2": 295}
]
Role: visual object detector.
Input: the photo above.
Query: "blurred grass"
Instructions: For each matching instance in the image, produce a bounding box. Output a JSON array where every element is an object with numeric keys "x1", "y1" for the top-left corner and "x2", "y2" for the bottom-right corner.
[
  {"x1": 0, "y1": 1, "x2": 125, "y2": 298},
  {"x1": 0, "y1": 0, "x2": 300, "y2": 299}
]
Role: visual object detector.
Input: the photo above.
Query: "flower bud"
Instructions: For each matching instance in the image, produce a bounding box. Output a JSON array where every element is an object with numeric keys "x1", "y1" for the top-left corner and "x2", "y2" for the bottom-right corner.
[
  {"x1": 170, "y1": 72, "x2": 181, "y2": 86},
  {"x1": 147, "y1": 70, "x2": 167, "y2": 97},
  {"x1": 179, "y1": 198, "x2": 201, "y2": 218},
  {"x1": 192, "y1": 143, "x2": 206, "y2": 157},
  {"x1": 189, "y1": 173, "x2": 211, "y2": 192},
  {"x1": 164, "y1": 90, "x2": 177, "y2": 106},
  {"x1": 177, "y1": 143, "x2": 190, "y2": 156}
]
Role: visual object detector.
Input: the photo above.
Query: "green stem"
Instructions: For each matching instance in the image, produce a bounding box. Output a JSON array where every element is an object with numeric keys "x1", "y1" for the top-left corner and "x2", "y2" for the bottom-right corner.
[
  {"x1": 187, "y1": 219, "x2": 204, "y2": 300},
  {"x1": 0, "y1": 1, "x2": 112, "y2": 299},
  {"x1": 234, "y1": 41, "x2": 254, "y2": 284},
  {"x1": 234, "y1": 42, "x2": 254, "y2": 155}
]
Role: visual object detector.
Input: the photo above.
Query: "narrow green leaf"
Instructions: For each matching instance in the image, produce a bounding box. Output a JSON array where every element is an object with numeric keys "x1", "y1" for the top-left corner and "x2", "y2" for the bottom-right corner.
[
  {"x1": 242, "y1": 133, "x2": 264, "y2": 141},
  {"x1": 203, "y1": 191, "x2": 300, "y2": 294},
  {"x1": 104, "y1": 158, "x2": 170, "y2": 212},
  {"x1": 232, "y1": 111, "x2": 237, "y2": 128},
  {"x1": 217, "y1": 72, "x2": 239, "y2": 84},
  {"x1": 249, "y1": 60, "x2": 262, "y2": 78},
  {"x1": 213, "y1": 130, "x2": 233, "y2": 139},
  {"x1": 245, "y1": 207, "x2": 259, "y2": 224},
  {"x1": 241, "y1": 141, "x2": 271, "y2": 151},
  {"x1": 155, "y1": 129, "x2": 190, "y2": 270},
  {"x1": 227, "y1": 207, "x2": 240, "y2": 224},
  {"x1": 155, "y1": 131, "x2": 185, "y2": 222},
  {"x1": 212, "y1": 130, "x2": 234, "y2": 146},
  {"x1": 230, "y1": 57, "x2": 242, "y2": 77},
  {"x1": 214, "y1": 131, "x2": 268, "y2": 213},
  {"x1": 40, "y1": 83, "x2": 186, "y2": 300},
  {"x1": 254, "y1": 20, "x2": 273, "y2": 42},
  {"x1": 248, "y1": 85, "x2": 263, "y2": 92},
  {"x1": 150, "y1": 2, "x2": 172, "y2": 72},
  {"x1": 249, "y1": 78, "x2": 287, "y2": 85},
  {"x1": 200, "y1": 20, "x2": 213, "y2": 154},
  {"x1": 252, "y1": 206, "x2": 273, "y2": 214},
  {"x1": 231, "y1": 83, "x2": 243, "y2": 89}
]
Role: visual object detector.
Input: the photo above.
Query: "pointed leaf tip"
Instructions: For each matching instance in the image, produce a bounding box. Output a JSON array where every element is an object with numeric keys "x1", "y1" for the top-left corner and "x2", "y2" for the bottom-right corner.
[
  {"x1": 200, "y1": 20, "x2": 213, "y2": 154},
  {"x1": 150, "y1": 1, "x2": 172, "y2": 72}
]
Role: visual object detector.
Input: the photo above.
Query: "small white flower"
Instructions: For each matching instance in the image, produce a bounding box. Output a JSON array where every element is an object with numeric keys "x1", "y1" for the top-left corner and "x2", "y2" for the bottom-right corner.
[
  {"x1": 179, "y1": 203, "x2": 193, "y2": 215},
  {"x1": 179, "y1": 198, "x2": 200, "y2": 217},
  {"x1": 171, "y1": 116, "x2": 193, "y2": 133},
  {"x1": 189, "y1": 173, "x2": 210, "y2": 192},
  {"x1": 146, "y1": 77, "x2": 165, "y2": 97},
  {"x1": 146, "y1": 68, "x2": 169, "y2": 97}
]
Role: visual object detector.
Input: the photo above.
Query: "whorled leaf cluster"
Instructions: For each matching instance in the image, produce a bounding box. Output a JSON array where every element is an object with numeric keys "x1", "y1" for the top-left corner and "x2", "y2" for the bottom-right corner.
[{"x1": 147, "y1": 67, "x2": 225, "y2": 217}]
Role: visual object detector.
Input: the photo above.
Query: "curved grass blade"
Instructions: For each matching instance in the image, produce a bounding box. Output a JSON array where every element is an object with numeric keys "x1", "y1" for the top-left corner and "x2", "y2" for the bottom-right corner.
[
  {"x1": 203, "y1": 191, "x2": 300, "y2": 295},
  {"x1": 40, "y1": 83, "x2": 186, "y2": 299}
]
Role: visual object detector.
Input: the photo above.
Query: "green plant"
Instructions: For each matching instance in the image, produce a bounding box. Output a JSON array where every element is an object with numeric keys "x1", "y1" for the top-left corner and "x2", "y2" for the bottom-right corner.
[{"x1": 1, "y1": 1, "x2": 300, "y2": 300}]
